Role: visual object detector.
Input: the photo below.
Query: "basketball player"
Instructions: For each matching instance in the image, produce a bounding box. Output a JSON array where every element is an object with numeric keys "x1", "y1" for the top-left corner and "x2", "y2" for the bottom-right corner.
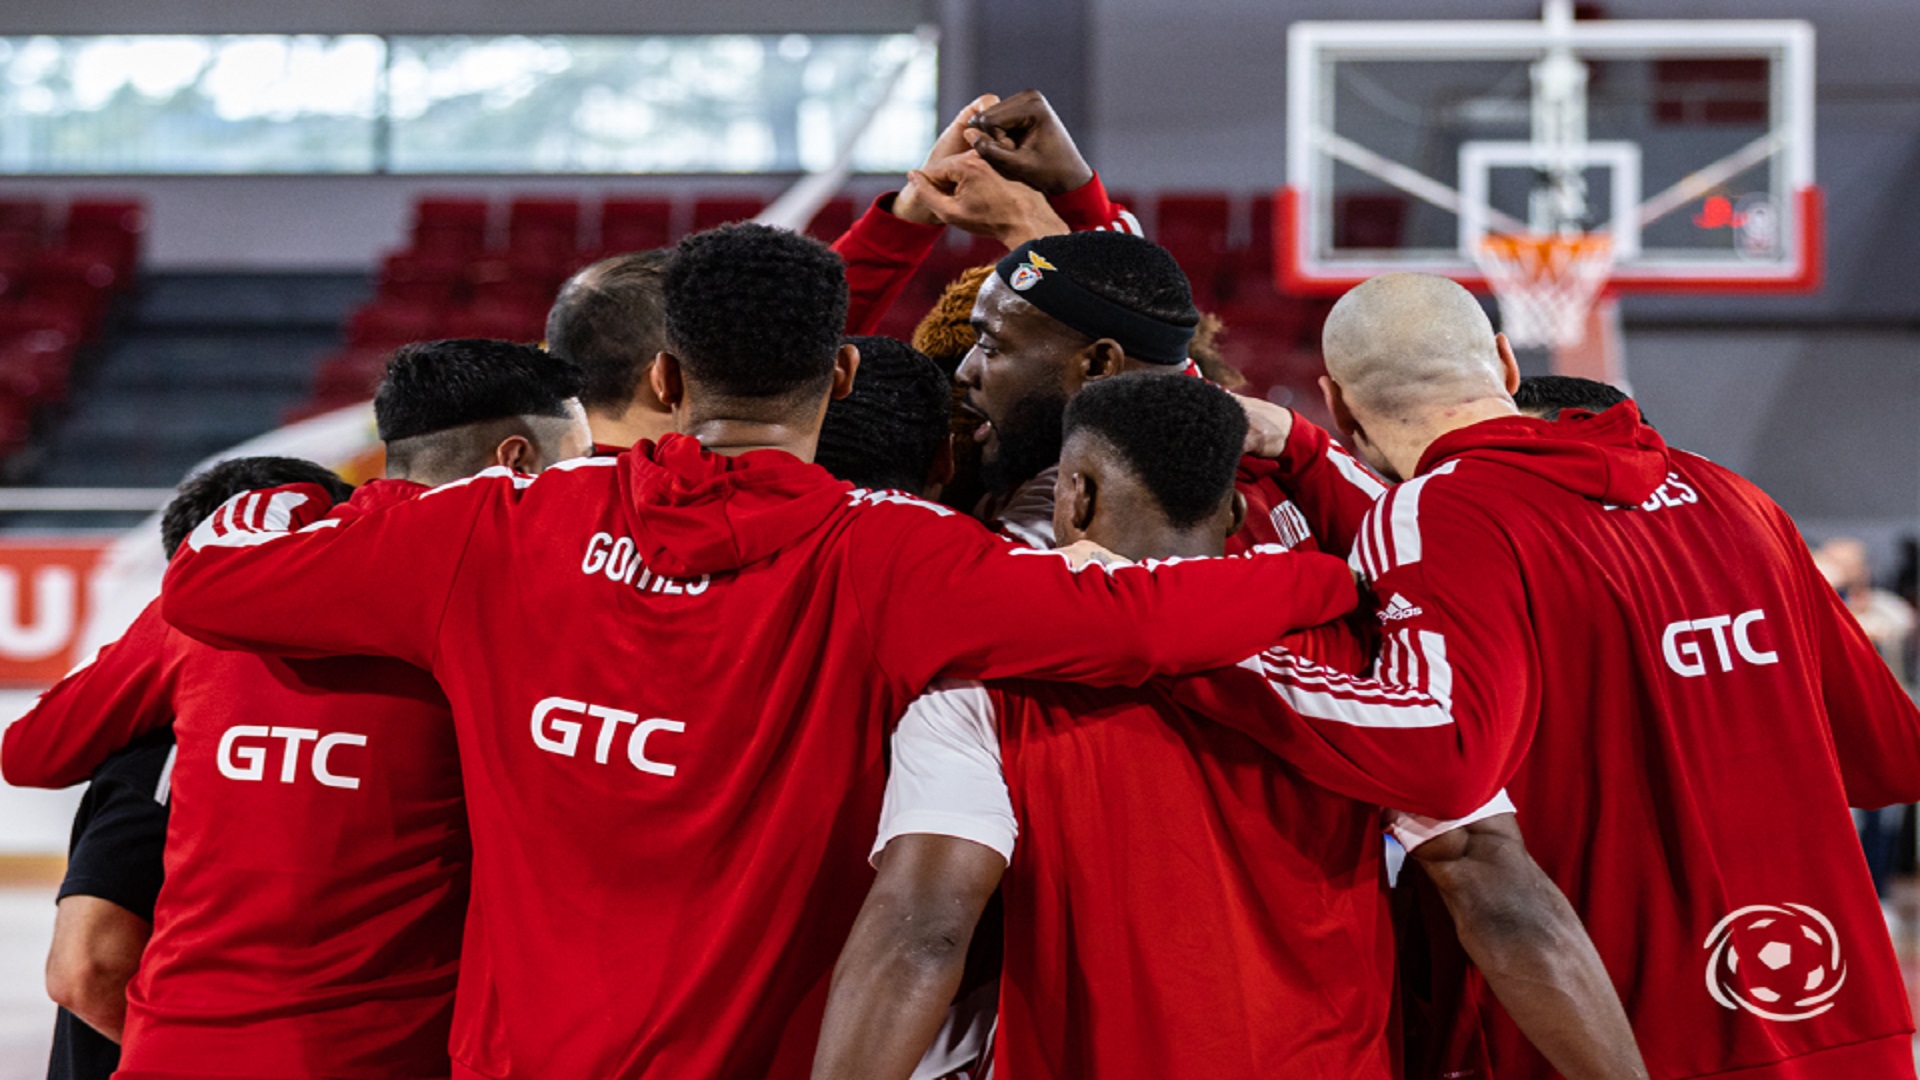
[
  {"x1": 545, "y1": 250, "x2": 676, "y2": 454},
  {"x1": 811, "y1": 374, "x2": 1643, "y2": 1079},
  {"x1": 1177, "y1": 272, "x2": 1920, "y2": 1079},
  {"x1": 29, "y1": 457, "x2": 348, "y2": 1080},
  {"x1": 3, "y1": 339, "x2": 590, "y2": 1078},
  {"x1": 156, "y1": 224, "x2": 1362, "y2": 1079}
]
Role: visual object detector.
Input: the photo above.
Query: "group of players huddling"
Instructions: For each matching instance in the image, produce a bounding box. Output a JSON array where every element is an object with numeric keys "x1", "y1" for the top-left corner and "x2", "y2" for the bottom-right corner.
[{"x1": 5, "y1": 89, "x2": 1918, "y2": 1080}]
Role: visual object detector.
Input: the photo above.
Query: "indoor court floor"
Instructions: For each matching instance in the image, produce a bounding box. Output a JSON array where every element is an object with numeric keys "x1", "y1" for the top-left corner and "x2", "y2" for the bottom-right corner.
[{"x1": 1, "y1": 876, "x2": 1919, "y2": 1075}]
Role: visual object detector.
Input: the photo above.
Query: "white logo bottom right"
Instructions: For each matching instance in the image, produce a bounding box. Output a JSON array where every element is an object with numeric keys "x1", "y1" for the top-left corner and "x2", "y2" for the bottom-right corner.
[{"x1": 1704, "y1": 903, "x2": 1847, "y2": 1021}]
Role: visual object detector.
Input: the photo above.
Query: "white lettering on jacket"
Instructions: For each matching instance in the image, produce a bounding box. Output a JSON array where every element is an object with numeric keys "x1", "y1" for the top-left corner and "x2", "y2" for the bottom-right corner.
[
  {"x1": 216, "y1": 725, "x2": 367, "y2": 789},
  {"x1": 580, "y1": 533, "x2": 711, "y2": 596},
  {"x1": 1640, "y1": 474, "x2": 1700, "y2": 512},
  {"x1": 531, "y1": 696, "x2": 683, "y2": 777},
  {"x1": 1662, "y1": 610, "x2": 1779, "y2": 677}
]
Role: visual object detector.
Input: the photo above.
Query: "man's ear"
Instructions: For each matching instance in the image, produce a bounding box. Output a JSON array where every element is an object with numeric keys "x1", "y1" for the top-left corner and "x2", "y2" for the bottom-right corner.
[
  {"x1": 1084, "y1": 339, "x2": 1127, "y2": 381},
  {"x1": 1494, "y1": 333, "x2": 1521, "y2": 394},
  {"x1": 651, "y1": 352, "x2": 685, "y2": 411},
  {"x1": 831, "y1": 343, "x2": 861, "y2": 402},
  {"x1": 1224, "y1": 489, "x2": 1248, "y2": 540},
  {"x1": 1066, "y1": 468, "x2": 1098, "y2": 533},
  {"x1": 494, "y1": 434, "x2": 534, "y2": 473},
  {"x1": 1320, "y1": 374, "x2": 1360, "y2": 440}
]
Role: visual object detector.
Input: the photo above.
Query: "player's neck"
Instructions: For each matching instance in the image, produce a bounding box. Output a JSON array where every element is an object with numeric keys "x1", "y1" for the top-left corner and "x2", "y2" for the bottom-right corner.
[
  {"x1": 1095, "y1": 520, "x2": 1223, "y2": 563},
  {"x1": 1382, "y1": 397, "x2": 1519, "y2": 480},
  {"x1": 588, "y1": 401, "x2": 675, "y2": 451},
  {"x1": 680, "y1": 418, "x2": 821, "y2": 462}
]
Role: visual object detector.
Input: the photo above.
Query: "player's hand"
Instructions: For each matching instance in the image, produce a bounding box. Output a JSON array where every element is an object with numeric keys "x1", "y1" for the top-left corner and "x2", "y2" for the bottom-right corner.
[
  {"x1": 964, "y1": 90, "x2": 1094, "y2": 195},
  {"x1": 1233, "y1": 393, "x2": 1296, "y2": 460},
  {"x1": 907, "y1": 151, "x2": 1069, "y2": 250},
  {"x1": 894, "y1": 94, "x2": 1001, "y2": 226},
  {"x1": 1057, "y1": 539, "x2": 1132, "y2": 570}
]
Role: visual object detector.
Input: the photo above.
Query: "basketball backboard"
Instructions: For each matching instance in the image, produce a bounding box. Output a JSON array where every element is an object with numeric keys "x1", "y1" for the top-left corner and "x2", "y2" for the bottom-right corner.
[{"x1": 1281, "y1": 4, "x2": 1819, "y2": 304}]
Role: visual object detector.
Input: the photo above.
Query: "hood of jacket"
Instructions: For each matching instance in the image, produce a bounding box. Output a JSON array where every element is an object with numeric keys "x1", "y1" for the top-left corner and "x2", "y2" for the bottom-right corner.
[
  {"x1": 1416, "y1": 402, "x2": 1670, "y2": 507},
  {"x1": 622, "y1": 433, "x2": 851, "y2": 578}
]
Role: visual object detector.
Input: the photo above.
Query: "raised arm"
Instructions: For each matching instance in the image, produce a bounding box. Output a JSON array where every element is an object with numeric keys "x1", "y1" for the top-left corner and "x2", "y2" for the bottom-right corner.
[
  {"x1": 836, "y1": 95, "x2": 995, "y2": 334},
  {"x1": 851, "y1": 501, "x2": 1358, "y2": 691},
  {"x1": 1168, "y1": 478, "x2": 1536, "y2": 819},
  {"x1": 160, "y1": 479, "x2": 481, "y2": 668},
  {"x1": 1410, "y1": 814, "x2": 1649, "y2": 1080},
  {"x1": 1, "y1": 601, "x2": 173, "y2": 789}
]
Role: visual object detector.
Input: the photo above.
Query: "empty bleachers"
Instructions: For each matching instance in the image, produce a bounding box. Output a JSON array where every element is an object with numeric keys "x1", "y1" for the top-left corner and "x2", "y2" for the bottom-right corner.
[
  {"x1": 0, "y1": 196, "x2": 145, "y2": 467},
  {"x1": 304, "y1": 187, "x2": 1410, "y2": 418}
]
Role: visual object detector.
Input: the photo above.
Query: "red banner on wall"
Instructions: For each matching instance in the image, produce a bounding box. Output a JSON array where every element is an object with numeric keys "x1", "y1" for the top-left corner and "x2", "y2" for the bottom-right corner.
[{"x1": 0, "y1": 539, "x2": 112, "y2": 686}]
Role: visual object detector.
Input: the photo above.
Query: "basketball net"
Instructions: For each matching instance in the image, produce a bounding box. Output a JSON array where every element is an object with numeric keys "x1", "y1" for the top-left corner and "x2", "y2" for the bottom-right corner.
[{"x1": 1474, "y1": 232, "x2": 1615, "y2": 350}]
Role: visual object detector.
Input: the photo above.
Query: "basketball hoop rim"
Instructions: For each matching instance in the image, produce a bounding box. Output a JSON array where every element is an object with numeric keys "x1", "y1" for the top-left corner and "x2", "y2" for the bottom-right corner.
[{"x1": 1274, "y1": 185, "x2": 1825, "y2": 297}]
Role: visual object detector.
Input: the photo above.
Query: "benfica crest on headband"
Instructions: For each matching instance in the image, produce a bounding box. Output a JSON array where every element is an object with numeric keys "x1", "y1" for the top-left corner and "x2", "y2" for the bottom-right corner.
[{"x1": 1009, "y1": 252, "x2": 1056, "y2": 291}]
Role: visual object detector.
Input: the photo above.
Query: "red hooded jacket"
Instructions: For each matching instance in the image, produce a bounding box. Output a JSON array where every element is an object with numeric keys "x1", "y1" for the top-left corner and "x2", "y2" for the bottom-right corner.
[
  {"x1": 3, "y1": 479, "x2": 467, "y2": 1079},
  {"x1": 1175, "y1": 404, "x2": 1920, "y2": 1079},
  {"x1": 159, "y1": 434, "x2": 1356, "y2": 1079}
]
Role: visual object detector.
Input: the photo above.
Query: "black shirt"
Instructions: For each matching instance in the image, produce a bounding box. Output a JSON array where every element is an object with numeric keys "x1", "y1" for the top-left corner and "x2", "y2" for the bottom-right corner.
[{"x1": 47, "y1": 729, "x2": 172, "y2": 1080}]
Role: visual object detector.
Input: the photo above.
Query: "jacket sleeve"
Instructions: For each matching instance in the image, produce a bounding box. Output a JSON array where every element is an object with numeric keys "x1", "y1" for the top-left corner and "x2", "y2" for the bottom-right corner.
[
  {"x1": 1804, "y1": 553, "x2": 1920, "y2": 808},
  {"x1": 1, "y1": 601, "x2": 175, "y2": 789},
  {"x1": 832, "y1": 194, "x2": 946, "y2": 335},
  {"x1": 159, "y1": 480, "x2": 483, "y2": 670},
  {"x1": 1047, "y1": 172, "x2": 1143, "y2": 236},
  {"x1": 1237, "y1": 411, "x2": 1386, "y2": 560},
  {"x1": 1170, "y1": 474, "x2": 1537, "y2": 820},
  {"x1": 847, "y1": 499, "x2": 1358, "y2": 692}
]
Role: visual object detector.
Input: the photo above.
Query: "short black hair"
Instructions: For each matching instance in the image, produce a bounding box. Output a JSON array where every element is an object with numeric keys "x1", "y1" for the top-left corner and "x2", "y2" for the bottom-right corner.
[
  {"x1": 1513, "y1": 375, "x2": 1640, "y2": 423},
  {"x1": 663, "y1": 223, "x2": 849, "y2": 399},
  {"x1": 545, "y1": 250, "x2": 673, "y2": 411},
  {"x1": 374, "y1": 339, "x2": 585, "y2": 442},
  {"x1": 1022, "y1": 231, "x2": 1200, "y2": 329},
  {"x1": 1063, "y1": 373, "x2": 1246, "y2": 529},
  {"x1": 161, "y1": 456, "x2": 354, "y2": 559},
  {"x1": 815, "y1": 336, "x2": 949, "y2": 493}
]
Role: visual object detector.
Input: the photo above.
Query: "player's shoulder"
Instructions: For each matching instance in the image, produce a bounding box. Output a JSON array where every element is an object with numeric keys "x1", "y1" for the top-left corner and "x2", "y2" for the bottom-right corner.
[{"x1": 837, "y1": 487, "x2": 996, "y2": 547}]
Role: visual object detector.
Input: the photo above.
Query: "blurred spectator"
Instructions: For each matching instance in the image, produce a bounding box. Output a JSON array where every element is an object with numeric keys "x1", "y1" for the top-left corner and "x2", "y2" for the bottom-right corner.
[
  {"x1": 1815, "y1": 537, "x2": 1918, "y2": 922},
  {"x1": 1815, "y1": 538, "x2": 1916, "y2": 685}
]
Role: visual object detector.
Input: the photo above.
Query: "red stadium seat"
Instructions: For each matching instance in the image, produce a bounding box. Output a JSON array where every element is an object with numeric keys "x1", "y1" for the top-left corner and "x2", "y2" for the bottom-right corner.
[
  {"x1": 599, "y1": 197, "x2": 676, "y2": 253},
  {"x1": 61, "y1": 198, "x2": 146, "y2": 277},
  {"x1": 506, "y1": 197, "x2": 583, "y2": 265},
  {"x1": 0, "y1": 200, "x2": 46, "y2": 259},
  {"x1": 1153, "y1": 193, "x2": 1233, "y2": 307},
  {"x1": 409, "y1": 197, "x2": 491, "y2": 258},
  {"x1": 690, "y1": 196, "x2": 770, "y2": 234},
  {"x1": 378, "y1": 252, "x2": 469, "y2": 307},
  {"x1": 442, "y1": 301, "x2": 549, "y2": 343},
  {"x1": 347, "y1": 300, "x2": 445, "y2": 349},
  {"x1": 805, "y1": 197, "x2": 856, "y2": 243}
]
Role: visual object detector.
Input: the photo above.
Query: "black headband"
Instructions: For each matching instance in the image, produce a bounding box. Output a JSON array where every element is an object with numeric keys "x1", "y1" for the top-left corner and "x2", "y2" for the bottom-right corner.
[{"x1": 994, "y1": 242, "x2": 1196, "y2": 365}]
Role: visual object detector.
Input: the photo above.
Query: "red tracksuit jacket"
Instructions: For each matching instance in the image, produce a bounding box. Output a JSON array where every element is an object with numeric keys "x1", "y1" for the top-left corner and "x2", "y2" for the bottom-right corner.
[
  {"x1": 1176, "y1": 404, "x2": 1920, "y2": 1078},
  {"x1": 2, "y1": 480, "x2": 468, "y2": 1079},
  {"x1": 158, "y1": 433, "x2": 1357, "y2": 1079},
  {"x1": 982, "y1": 680, "x2": 1398, "y2": 1079}
]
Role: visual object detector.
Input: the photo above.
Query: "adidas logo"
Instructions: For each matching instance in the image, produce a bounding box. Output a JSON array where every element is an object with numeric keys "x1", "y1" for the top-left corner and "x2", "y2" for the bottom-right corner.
[{"x1": 1378, "y1": 594, "x2": 1424, "y2": 622}]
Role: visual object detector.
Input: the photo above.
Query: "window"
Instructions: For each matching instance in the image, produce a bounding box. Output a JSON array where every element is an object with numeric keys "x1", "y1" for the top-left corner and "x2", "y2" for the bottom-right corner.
[{"x1": 0, "y1": 34, "x2": 936, "y2": 174}]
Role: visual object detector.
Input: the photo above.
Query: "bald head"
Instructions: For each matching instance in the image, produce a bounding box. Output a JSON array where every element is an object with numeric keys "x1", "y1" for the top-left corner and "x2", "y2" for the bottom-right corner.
[{"x1": 1323, "y1": 273, "x2": 1509, "y2": 419}]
